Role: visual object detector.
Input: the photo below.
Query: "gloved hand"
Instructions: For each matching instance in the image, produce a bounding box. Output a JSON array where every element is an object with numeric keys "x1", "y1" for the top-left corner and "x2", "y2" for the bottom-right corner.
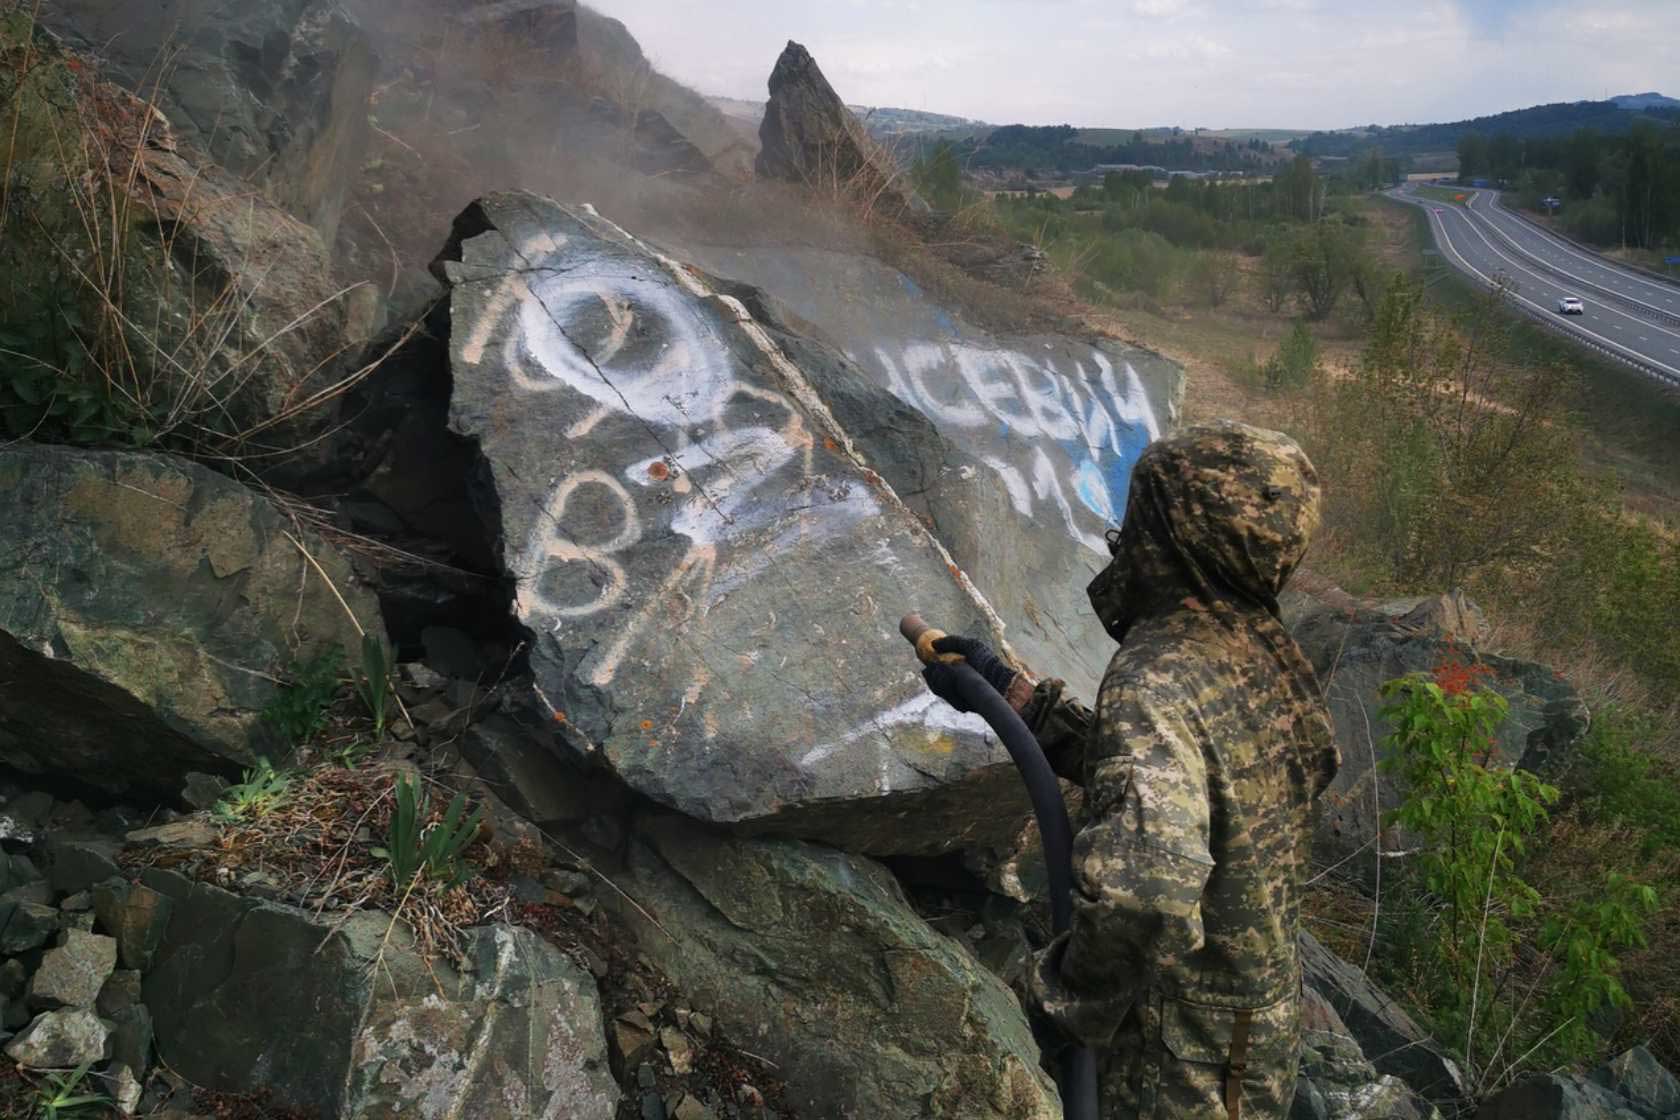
[
  {"x1": 931, "y1": 635, "x2": 1017, "y2": 696},
  {"x1": 921, "y1": 635, "x2": 1027, "y2": 715}
]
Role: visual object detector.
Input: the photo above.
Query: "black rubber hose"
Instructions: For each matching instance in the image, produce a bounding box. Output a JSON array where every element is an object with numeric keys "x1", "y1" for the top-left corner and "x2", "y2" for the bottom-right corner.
[{"x1": 938, "y1": 661, "x2": 1100, "y2": 1120}]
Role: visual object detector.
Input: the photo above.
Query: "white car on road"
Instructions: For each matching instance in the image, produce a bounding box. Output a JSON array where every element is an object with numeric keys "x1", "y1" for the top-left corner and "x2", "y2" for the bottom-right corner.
[{"x1": 1557, "y1": 296, "x2": 1585, "y2": 315}]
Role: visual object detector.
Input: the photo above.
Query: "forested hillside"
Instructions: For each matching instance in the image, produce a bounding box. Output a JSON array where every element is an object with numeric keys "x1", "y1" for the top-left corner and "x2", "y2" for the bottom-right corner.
[{"x1": 1293, "y1": 98, "x2": 1679, "y2": 157}]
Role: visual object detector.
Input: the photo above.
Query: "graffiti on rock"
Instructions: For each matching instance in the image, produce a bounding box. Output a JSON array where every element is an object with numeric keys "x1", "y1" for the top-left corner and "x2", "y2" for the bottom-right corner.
[
  {"x1": 464, "y1": 233, "x2": 880, "y2": 694},
  {"x1": 862, "y1": 342, "x2": 1162, "y2": 553}
]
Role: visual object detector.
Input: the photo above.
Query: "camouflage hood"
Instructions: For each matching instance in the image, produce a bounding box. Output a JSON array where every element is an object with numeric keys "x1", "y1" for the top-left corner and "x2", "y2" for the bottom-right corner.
[{"x1": 1088, "y1": 421, "x2": 1322, "y2": 642}]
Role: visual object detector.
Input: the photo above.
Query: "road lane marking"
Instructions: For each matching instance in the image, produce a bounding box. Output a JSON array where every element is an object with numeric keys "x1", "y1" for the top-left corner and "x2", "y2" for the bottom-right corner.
[{"x1": 1406, "y1": 200, "x2": 1680, "y2": 380}]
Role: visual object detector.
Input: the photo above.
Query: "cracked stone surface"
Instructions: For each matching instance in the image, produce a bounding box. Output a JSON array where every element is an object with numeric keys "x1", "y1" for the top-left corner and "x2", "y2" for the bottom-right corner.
[
  {"x1": 142, "y1": 869, "x2": 617, "y2": 1119},
  {"x1": 0, "y1": 445, "x2": 380, "y2": 797},
  {"x1": 436, "y1": 191, "x2": 1049, "y2": 855},
  {"x1": 614, "y1": 813, "x2": 1058, "y2": 1120}
]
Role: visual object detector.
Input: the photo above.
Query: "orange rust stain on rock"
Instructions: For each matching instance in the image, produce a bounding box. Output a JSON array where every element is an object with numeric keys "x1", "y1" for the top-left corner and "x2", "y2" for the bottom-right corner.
[
  {"x1": 822, "y1": 437, "x2": 838, "y2": 452},
  {"x1": 648, "y1": 461, "x2": 670, "y2": 481}
]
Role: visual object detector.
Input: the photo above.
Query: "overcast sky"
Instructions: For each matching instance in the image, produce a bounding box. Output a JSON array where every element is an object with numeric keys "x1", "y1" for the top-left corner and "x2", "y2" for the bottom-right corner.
[{"x1": 592, "y1": 0, "x2": 1680, "y2": 131}]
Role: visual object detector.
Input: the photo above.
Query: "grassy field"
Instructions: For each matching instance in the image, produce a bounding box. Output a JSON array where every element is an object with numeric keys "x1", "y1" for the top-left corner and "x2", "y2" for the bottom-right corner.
[{"x1": 1413, "y1": 184, "x2": 1469, "y2": 204}]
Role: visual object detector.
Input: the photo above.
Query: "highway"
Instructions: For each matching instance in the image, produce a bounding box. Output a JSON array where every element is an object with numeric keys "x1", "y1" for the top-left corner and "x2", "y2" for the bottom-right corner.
[{"x1": 1388, "y1": 184, "x2": 1680, "y2": 385}]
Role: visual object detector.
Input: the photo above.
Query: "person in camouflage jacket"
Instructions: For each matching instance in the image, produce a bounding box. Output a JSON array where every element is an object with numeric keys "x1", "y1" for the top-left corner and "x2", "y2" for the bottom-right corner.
[{"x1": 924, "y1": 421, "x2": 1339, "y2": 1120}]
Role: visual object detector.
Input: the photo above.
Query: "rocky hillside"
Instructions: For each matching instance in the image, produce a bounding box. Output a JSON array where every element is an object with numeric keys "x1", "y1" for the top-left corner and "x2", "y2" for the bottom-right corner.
[{"x1": 1, "y1": 2, "x2": 1672, "y2": 1119}]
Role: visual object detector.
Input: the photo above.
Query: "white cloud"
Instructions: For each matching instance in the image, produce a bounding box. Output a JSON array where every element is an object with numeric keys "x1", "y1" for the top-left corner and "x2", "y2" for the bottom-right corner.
[{"x1": 592, "y1": 0, "x2": 1680, "y2": 129}]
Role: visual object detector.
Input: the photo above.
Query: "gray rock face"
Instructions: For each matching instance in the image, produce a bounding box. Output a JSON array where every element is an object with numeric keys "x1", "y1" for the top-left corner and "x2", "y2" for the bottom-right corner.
[
  {"x1": 1299, "y1": 931, "x2": 1466, "y2": 1109},
  {"x1": 613, "y1": 814, "x2": 1059, "y2": 1120},
  {"x1": 680, "y1": 245, "x2": 1186, "y2": 703},
  {"x1": 756, "y1": 41, "x2": 921, "y2": 215},
  {"x1": 92, "y1": 879, "x2": 173, "y2": 972},
  {"x1": 436, "y1": 192, "x2": 1045, "y2": 855},
  {"x1": 4, "y1": 1008, "x2": 110, "y2": 1069},
  {"x1": 0, "y1": 900, "x2": 61, "y2": 953},
  {"x1": 41, "y1": 0, "x2": 376, "y2": 244},
  {"x1": 143, "y1": 870, "x2": 617, "y2": 1119},
  {"x1": 28, "y1": 929, "x2": 118, "y2": 1010},
  {"x1": 1293, "y1": 986, "x2": 1436, "y2": 1120},
  {"x1": 1592, "y1": 1046, "x2": 1680, "y2": 1118},
  {"x1": 0, "y1": 445, "x2": 378, "y2": 797},
  {"x1": 1478, "y1": 1074, "x2": 1645, "y2": 1120},
  {"x1": 1286, "y1": 592, "x2": 1589, "y2": 871}
]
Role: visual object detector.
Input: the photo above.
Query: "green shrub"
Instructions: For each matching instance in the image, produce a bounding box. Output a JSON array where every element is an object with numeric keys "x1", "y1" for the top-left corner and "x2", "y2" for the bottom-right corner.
[
  {"x1": 1377, "y1": 674, "x2": 1659, "y2": 1088},
  {"x1": 262, "y1": 648, "x2": 344, "y2": 746},
  {"x1": 1263, "y1": 320, "x2": 1319, "y2": 390},
  {"x1": 379, "y1": 775, "x2": 484, "y2": 890}
]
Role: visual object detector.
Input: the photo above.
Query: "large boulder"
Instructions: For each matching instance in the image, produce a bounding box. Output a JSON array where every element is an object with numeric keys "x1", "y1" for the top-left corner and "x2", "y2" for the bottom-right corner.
[
  {"x1": 757, "y1": 41, "x2": 923, "y2": 216},
  {"x1": 142, "y1": 870, "x2": 618, "y2": 1118},
  {"x1": 39, "y1": 0, "x2": 376, "y2": 245},
  {"x1": 433, "y1": 191, "x2": 1045, "y2": 855},
  {"x1": 1286, "y1": 590, "x2": 1589, "y2": 870},
  {"x1": 612, "y1": 814, "x2": 1059, "y2": 1120},
  {"x1": 0, "y1": 15, "x2": 363, "y2": 465},
  {"x1": 680, "y1": 245, "x2": 1186, "y2": 701},
  {"x1": 0, "y1": 444, "x2": 377, "y2": 797}
]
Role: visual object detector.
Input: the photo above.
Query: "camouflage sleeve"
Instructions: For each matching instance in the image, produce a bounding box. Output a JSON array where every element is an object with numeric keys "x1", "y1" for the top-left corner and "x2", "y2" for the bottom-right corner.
[
  {"x1": 1030, "y1": 687, "x2": 1214, "y2": 1047},
  {"x1": 1021, "y1": 678, "x2": 1093, "y2": 783}
]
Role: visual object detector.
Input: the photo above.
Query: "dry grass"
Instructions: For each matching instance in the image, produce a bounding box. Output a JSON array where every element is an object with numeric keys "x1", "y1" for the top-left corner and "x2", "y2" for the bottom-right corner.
[
  {"x1": 2, "y1": 2, "x2": 373, "y2": 462},
  {"x1": 121, "y1": 762, "x2": 524, "y2": 966}
]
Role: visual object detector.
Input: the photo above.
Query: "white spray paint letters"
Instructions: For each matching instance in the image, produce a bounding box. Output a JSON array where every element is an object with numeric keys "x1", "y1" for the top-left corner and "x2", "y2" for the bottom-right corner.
[
  {"x1": 461, "y1": 232, "x2": 881, "y2": 695},
  {"x1": 864, "y1": 342, "x2": 1162, "y2": 553}
]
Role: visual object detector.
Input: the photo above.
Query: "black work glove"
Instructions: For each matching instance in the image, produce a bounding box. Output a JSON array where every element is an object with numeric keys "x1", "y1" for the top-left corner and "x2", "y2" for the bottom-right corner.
[
  {"x1": 931, "y1": 635, "x2": 1017, "y2": 696},
  {"x1": 921, "y1": 636, "x2": 1020, "y2": 715}
]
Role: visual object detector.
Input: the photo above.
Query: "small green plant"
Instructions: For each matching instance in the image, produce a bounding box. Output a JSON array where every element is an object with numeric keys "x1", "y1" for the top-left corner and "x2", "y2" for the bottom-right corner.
[
  {"x1": 33, "y1": 1061, "x2": 110, "y2": 1119},
  {"x1": 1263, "y1": 319, "x2": 1319, "y2": 391},
  {"x1": 330, "y1": 735, "x2": 375, "y2": 770},
  {"x1": 1539, "y1": 871, "x2": 1660, "y2": 1062},
  {"x1": 377, "y1": 775, "x2": 484, "y2": 889},
  {"x1": 354, "y1": 634, "x2": 392, "y2": 738},
  {"x1": 214, "y1": 757, "x2": 293, "y2": 822},
  {"x1": 261, "y1": 648, "x2": 344, "y2": 746}
]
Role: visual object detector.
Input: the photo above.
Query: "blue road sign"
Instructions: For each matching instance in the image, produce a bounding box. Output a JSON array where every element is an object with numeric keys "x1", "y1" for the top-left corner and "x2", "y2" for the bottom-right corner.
[{"x1": 1666, "y1": 256, "x2": 1680, "y2": 266}]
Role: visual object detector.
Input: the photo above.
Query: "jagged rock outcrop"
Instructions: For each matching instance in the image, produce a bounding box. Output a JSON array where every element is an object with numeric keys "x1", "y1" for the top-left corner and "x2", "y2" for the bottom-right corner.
[
  {"x1": 40, "y1": 0, "x2": 376, "y2": 245},
  {"x1": 757, "y1": 41, "x2": 924, "y2": 215},
  {"x1": 612, "y1": 814, "x2": 1059, "y2": 1119},
  {"x1": 0, "y1": 14, "x2": 363, "y2": 466},
  {"x1": 1286, "y1": 589, "x2": 1589, "y2": 870},
  {"x1": 1293, "y1": 984, "x2": 1440, "y2": 1119},
  {"x1": 142, "y1": 869, "x2": 619, "y2": 1118},
  {"x1": 1300, "y1": 931, "x2": 1467, "y2": 1111},
  {"x1": 0, "y1": 444, "x2": 377, "y2": 797},
  {"x1": 431, "y1": 191, "x2": 1046, "y2": 855}
]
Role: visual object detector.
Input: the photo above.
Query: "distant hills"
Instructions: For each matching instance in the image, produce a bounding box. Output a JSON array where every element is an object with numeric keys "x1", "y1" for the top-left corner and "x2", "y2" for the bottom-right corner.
[
  {"x1": 707, "y1": 96, "x2": 987, "y2": 141},
  {"x1": 1613, "y1": 92, "x2": 1680, "y2": 110},
  {"x1": 1291, "y1": 95, "x2": 1680, "y2": 158}
]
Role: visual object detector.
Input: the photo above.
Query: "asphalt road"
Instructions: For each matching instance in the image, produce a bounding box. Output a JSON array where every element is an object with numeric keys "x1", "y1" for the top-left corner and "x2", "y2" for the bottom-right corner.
[{"x1": 1389, "y1": 185, "x2": 1680, "y2": 385}]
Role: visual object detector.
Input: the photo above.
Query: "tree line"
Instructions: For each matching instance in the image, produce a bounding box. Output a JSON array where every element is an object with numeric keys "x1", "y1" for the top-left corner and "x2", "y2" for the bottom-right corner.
[
  {"x1": 916, "y1": 124, "x2": 1282, "y2": 176},
  {"x1": 1458, "y1": 122, "x2": 1680, "y2": 249}
]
